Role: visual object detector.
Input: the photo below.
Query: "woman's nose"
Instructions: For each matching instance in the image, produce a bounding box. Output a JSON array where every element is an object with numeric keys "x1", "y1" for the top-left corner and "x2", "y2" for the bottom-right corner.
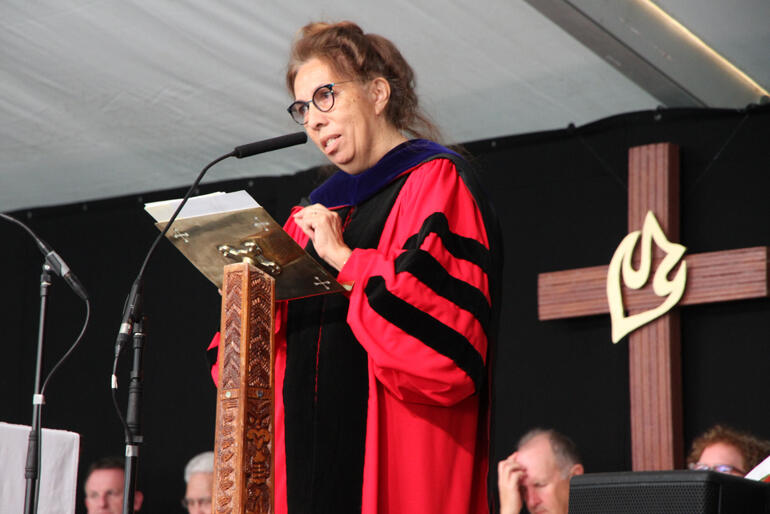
[{"x1": 306, "y1": 104, "x2": 327, "y2": 129}]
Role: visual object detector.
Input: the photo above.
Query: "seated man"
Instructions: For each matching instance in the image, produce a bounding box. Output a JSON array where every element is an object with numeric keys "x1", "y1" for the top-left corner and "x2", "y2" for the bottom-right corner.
[
  {"x1": 83, "y1": 456, "x2": 143, "y2": 514},
  {"x1": 687, "y1": 424, "x2": 770, "y2": 477},
  {"x1": 182, "y1": 451, "x2": 214, "y2": 514},
  {"x1": 498, "y1": 428, "x2": 583, "y2": 514}
]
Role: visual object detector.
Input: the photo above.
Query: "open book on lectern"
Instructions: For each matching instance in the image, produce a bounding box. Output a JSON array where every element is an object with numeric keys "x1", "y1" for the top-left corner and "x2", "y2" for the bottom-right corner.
[{"x1": 144, "y1": 190, "x2": 346, "y2": 301}]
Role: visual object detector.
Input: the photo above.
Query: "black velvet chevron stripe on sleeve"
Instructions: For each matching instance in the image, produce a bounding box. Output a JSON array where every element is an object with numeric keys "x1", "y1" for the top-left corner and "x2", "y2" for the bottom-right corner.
[
  {"x1": 394, "y1": 249, "x2": 491, "y2": 336},
  {"x1": 364, "y1": 276, "x2": 485, "y2": 392},
  {"x1": 402, "y1": 212, "x2": 491, "y2": 274}
]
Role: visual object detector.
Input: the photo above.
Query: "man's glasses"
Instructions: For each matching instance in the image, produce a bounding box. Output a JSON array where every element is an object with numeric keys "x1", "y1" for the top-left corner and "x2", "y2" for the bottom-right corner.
[
  {"x1": 287, "y1": 81, "x2": 353, "y2": 125},
  {"x1": 688, "y1": 462, "x2": 746, "y2": 476},
  {"x1": 181, "y1": 496, "x2": 212, "y2": 509}
]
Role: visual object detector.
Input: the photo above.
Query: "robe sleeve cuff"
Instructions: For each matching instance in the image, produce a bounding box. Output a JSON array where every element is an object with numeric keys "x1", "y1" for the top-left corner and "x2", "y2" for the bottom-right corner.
[{"x1": 337, "y1": 247, "x2": 372, "y2": 293}]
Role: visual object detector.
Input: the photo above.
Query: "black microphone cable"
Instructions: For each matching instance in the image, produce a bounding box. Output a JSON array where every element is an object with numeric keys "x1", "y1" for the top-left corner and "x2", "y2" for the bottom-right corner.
[
  {"x1": 109, "y1": 131, "x2": 307, "y2": 447},
  {"x1": 0, "y1": 213, "x2": 92, "y2": 393},
  {"x1": 1, "y1": 212, "x2": 91, "y2": 514},
  {"x1": 112, "y1": 131, "x2": 307, "y2": 360}
]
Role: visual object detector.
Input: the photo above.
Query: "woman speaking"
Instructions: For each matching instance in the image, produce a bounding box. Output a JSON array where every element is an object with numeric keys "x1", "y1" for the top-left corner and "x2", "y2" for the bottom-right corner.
[{"x1": 215, "y1": 21, "x2": 502, "y2": 514}]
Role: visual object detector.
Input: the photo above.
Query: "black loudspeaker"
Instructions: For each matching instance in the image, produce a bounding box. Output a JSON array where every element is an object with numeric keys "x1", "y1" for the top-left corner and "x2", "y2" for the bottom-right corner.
[{"x1": 568, "y1": 471, "x2": 770, "y2": 514}]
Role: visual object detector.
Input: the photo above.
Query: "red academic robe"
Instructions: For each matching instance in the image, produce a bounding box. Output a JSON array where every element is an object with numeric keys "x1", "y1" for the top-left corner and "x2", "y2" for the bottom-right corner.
[{"x1": 211, "y1": 140, "x2": 500, "y2": 514}]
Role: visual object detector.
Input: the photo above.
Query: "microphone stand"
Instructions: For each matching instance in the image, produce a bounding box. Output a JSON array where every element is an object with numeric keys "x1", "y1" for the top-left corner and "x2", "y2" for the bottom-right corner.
[
  {"x1": 111, "y1": 132, "x2": 307, "y2": 514},
  {"x1": 2, "y1": 211, "x2": 90, "y2": 514},
  {"x1": 122, "y1": 319, "x2": 146, "y2": 514},
  {"x1": 113, "y1": 153, "x2": 229, "y2": 514},
  {"x1": 22, "y1": 263, "x2": 54, "y2": 514}
]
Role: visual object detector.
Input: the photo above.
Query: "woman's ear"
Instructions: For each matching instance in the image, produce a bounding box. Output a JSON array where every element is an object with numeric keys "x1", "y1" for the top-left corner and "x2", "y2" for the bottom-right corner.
[{"x1": 369, "y1": 77, "x2": 391, "y2": 115}]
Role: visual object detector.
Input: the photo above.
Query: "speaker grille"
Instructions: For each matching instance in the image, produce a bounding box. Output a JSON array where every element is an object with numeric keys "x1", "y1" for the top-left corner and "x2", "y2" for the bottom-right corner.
[
  {"x1": 568, "y1": 471, "x2": 770, "y2": 514},
  {"x1": 569, "y1": 482, "x2": 718, "y2": 513}
]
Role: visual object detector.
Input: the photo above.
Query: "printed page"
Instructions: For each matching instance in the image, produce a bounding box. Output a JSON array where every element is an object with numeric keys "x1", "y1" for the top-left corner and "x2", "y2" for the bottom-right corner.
[{"x1": 144, "y1": 190, "x2": 260, "y2": 223}]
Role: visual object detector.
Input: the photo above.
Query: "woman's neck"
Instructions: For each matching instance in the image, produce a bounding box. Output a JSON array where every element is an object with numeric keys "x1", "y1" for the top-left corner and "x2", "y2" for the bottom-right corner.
[{"x1": 369, "y1": 125, "x2": 408, "y2": 169}]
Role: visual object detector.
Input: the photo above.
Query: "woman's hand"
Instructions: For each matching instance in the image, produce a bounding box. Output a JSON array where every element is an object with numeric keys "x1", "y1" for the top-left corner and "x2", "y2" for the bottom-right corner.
[{"x1": 293, "y1": 203, "x2": 352, "y2": 271}]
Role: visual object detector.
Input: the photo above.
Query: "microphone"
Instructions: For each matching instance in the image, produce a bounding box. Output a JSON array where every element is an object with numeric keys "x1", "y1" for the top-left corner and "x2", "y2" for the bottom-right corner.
[
  {"x1": 111, "y1": 131, "x2": 308, "y2": 513},
  {"x1": 114, "y1": 132, "x2": 308, "y2": 355},
  {"x1": 37, "y1": 242, "x2": 89, "y2": 301},
  {"x1": 232, "y1": 131, "x2": 307, "y2": 159},
  {"x1": 0, "y1": 213, "x2": 89, "y2": 301},
  {"x1": 1, "y1": 212, "x2": 92, "y2": 514}
]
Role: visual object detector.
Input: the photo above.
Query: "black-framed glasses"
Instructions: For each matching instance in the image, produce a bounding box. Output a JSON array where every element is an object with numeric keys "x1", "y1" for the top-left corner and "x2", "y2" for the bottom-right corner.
[
  {"x1": 287, "y1": 81, "x2": 354, "y2": 125},
  {"x1": 688, "y1": 462, "x2": 746, "y2": 475}
]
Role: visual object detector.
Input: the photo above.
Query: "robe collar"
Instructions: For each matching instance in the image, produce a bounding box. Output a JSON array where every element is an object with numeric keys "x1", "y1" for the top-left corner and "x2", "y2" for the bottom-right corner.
[{"x1": 309, "y1": 139, "x2": 458, "y2": 208}]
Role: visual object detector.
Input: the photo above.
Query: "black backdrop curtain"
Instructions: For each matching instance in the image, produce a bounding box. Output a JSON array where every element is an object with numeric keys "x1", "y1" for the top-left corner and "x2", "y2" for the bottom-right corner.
[
  {"x1": 470, "y1": 104, "x2": 770, "y2": 493},
  {"x1": 3, "y1": 105, "x2": 769, "y2": 512}
]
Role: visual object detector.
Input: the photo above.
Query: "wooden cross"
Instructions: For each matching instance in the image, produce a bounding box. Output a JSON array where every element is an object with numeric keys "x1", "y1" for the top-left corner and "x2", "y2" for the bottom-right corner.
[{"x1": 537, "y1": 142, "x2": 769, "y2": 470}]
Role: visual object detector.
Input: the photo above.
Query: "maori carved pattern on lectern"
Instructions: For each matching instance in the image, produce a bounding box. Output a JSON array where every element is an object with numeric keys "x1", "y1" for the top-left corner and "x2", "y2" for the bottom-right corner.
[
  {"x1": 221, "y1": 271, "x2": 243, "y2": 389},
  {"x1": 248, "y1": 275, "x2": 272, "y2": 388},
  {"x1": 245, "y1": 273, "x2": 273, "y2": 512},
  {"x1": 215, "y1": 269, "x2": 245, "y2": 514},
  {"x1": 215, "y1": 264, "x2": 274, "y2": 514},
  {"x1": 245, "y1": 395, "x2": 272, "y2": 512},
  {"x1": 216, "y1": 399, "x2": 238, "y2": 514}
]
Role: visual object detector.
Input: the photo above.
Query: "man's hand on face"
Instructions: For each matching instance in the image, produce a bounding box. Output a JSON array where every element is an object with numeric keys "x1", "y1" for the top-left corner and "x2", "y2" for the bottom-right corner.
[{"x1": 498, "y1": 452, "x2": 527, "y2": 514}]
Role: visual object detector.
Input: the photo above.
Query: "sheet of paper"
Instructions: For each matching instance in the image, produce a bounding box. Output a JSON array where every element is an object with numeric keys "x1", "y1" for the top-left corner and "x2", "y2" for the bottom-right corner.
[
  {"x1": 144, "y1": 190, "x2": 260, "y2": 223},
  {"x1": 745, "y1": 454, "x2": 770, "y2": 482}
]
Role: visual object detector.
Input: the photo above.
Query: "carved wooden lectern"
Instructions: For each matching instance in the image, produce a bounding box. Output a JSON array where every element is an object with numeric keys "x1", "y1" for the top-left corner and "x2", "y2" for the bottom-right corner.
[
  {"x1": 144, "y1": 190, "x2": 358, "y2": 513},
  {"x1": 213, "y1": 262, "x2": 275, "y2": 514}
]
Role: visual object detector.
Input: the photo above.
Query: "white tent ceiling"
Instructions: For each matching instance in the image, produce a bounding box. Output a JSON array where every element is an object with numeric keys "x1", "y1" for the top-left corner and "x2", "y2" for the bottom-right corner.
[{"x1": 1, "y1": 0, "x2": 768, "y2": 213}]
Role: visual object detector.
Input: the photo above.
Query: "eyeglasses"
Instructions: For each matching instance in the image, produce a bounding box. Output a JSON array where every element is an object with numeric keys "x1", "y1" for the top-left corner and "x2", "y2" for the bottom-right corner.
[
  {"x1": 181, "y1": 496, "x2": 212, "y2": 509},
  {"x1": 287, "y1": 81, "x2": 354, "y2": 125},
  {"x1": 688, "y1": 462, "x2": 746, "y2": 476}
]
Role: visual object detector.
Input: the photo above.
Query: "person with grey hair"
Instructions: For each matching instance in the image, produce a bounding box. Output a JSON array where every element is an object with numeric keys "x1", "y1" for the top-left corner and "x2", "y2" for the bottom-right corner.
[
  {"x1": 182, "y1": 451, "x2": 214, "y2": 514},
  {"x1": 497, "y1": 428, "x2": 584, "y2": 514}
]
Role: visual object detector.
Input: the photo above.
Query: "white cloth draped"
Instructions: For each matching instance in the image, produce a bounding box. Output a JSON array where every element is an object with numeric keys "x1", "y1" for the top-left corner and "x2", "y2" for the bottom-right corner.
[{"x1": 0, "y1": 422, "x2": 80, "y2": 514}]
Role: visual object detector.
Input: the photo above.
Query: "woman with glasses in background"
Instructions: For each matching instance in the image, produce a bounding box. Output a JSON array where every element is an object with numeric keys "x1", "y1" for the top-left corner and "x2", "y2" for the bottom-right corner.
[
  {"x1": 279, "y1": 20, "x2": 501, "y2": 514},
  {"x1": 687, "y1": 425, "x2": 770, "y2": 477}
]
